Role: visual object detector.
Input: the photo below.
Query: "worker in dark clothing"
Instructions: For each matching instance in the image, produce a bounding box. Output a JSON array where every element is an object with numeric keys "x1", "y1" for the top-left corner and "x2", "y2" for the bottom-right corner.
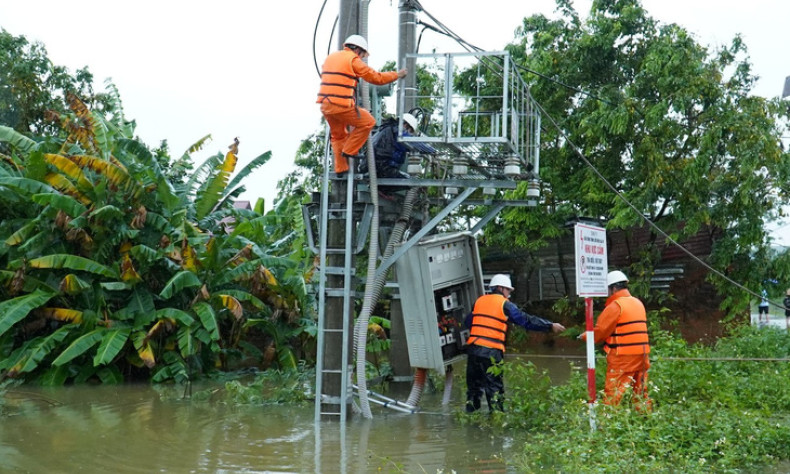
[
  {"x1": 371, "y1": 113, "x2": 434, "y2": 177},
  {"x1": 464, "y1": 274, "x2": 565, "y2": 413},
  {"x1": 367, "y1": 112, "x2": 436, "y2": 199}
]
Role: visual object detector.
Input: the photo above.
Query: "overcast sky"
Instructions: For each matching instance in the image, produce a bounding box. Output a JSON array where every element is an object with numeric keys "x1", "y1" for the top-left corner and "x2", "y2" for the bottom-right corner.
[{"x1": 1, "y1": 1, "x2": 788, "y2": 238}]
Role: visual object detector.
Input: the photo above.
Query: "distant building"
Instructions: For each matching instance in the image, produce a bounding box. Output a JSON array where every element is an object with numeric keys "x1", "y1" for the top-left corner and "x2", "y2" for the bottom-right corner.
[
  {"x1": 219, "y1": 200, "x2": 252, "y2": 233},
  {"x1": 482, "y1": 222, "x2": 720, "y2": 304}
]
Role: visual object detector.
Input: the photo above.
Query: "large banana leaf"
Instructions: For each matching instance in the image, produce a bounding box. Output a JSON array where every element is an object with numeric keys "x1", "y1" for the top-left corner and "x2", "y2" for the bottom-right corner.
[
  {"x1": 116, "y1": 138, "x2": 160, "y2": 172},
  {"x1": 93, "y1": 328, "x2": 131, "y2": 366},
  {"x1": 60, "y1": 274, "x2": 91, "y2": 295},
  {"x1": 0, "y1": 290, "x2": 55, "y2": 337},
  {"x1": 184, "y1": 134, "x2": 212, "y2": 156},
  {"x1": 142, "y1": 212, "x2": 169, "y2": 233},
  {"x1": 69, "y1": 155, "x2": 139, "y2": 198},
  {"x1": 215, "y1": 294, "x2": 243, "y2": 319},
  {"x1": 0, "y1": 125, "x2": 37, "y2": 153},
  {"x1": 137, "y1": 341, "x2": 156, "y2": 368},
  {"x1": 91, "y1": 114, "x2": 112, "y2": 160},
  {"x1": 183, "y1": 152, "x2": 222, "y2": 200},
  {"x1": 128, "y1": 287, "x2": 155, "y2": 315},
  {"x1": 223, "y1": 151, "x2": 272, "y2": 197},
  {"x1": 195, "y1": 148, "x2": 238, "y2": 220},
  {"x1": 130, "y1": 244, "x2": 161, "y2": 265},
  {"x1": 43, "y1": 173, "x2": 91, "y2": 204},
  {"x1": 177, "y1": 326, "x2": 197, "y2": 357},
  {"x1": 28, "y1": 254, "x2": 118, "y2": 278},
  {"x1": 43, "y1": 153, "x2": 94, "y2": 190},
  {"x1": 32, "y1": 193, "x2": 88, "y2": 217},
  {"x1": 100, "y1": 281, "x2": 132, "y2": 291},
  {"x1": 51, "y1": 329, "x2": 104, "y2": 366},
  {"x1": 39, "y1": 307, "x2": 83, "y2": 323},
  {"x1": 154, "y1": 308, "x2": 195, "y2": 326},
  {"x1": 16, "y1": 326, "x2": 72, "y2": 373},
  {"x1": 0, "y1": 176, "x2": 55, "y2": 195},
  {"x1": 192, "y1": 301, "x2": 219, "y2": 341},
  {"x1": 5, "y1": 219, "x2": 39, "y2": 246},
  {"x1": 219, "y1": 289, "x2": 266, "y2": 310},
  {"x1": 18, "y1": 229, "x2": 54, "y2": 255},
  {"x1": 159, "y1": 270, "x2": 202, "y2": 299},
  {"x1": 278, "y1": 346, "x2": 298, "y2": 370},
  {"x1": 88, "y1": 204, "x2": 124, "y2": 221}
]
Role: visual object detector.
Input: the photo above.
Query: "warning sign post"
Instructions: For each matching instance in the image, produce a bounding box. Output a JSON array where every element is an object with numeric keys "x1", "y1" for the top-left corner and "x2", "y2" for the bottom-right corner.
[{"x1": 574, "y1": 223, "x2": 608, "y2": 431}]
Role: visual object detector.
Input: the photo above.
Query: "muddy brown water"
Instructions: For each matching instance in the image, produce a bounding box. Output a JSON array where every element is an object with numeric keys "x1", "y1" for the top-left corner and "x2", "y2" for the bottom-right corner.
[{"x1": 0, "y1": 351, "x2": 584, "y2": 473}]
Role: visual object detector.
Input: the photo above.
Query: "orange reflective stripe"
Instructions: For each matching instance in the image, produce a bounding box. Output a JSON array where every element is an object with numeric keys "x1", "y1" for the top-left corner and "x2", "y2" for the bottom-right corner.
[
  {"x1": 467, "y1": 294, "x2": 508, "y2": 352},
  {"x1": 317, "y1": 50, "x2": 358, "y2": 107},
  {"x1": 605, "y1": 296, "x2": 650, "y2": 355}
]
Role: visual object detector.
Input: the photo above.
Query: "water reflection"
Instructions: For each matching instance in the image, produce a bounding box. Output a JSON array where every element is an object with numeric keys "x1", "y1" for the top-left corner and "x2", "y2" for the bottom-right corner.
[{"x1": 0, "y1": 352, "x2": 582, "y2": 473}]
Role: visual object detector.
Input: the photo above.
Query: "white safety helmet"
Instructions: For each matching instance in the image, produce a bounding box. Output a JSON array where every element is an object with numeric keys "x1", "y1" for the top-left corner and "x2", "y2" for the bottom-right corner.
[
  {"x1": 344, "y1": 34, "x2": 368, "y2": 52},
  {"x1": 489, "y1": 274, "x2": 514, "y2": 291},
  {"x1": 606, "y1": 270, "x2": 629, "y2": 287},
  {"x1": 402, "y1": 113, "x2": 419, "y2": 133}
]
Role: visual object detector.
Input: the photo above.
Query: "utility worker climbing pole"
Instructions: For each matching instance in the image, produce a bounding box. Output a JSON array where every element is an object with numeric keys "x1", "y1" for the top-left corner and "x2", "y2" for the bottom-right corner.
[
  {"x1": 581, "y1": 270, "x2": 652, "y2": 410},
  {"x1": 464, "y1": 274, "x2": 565, "y2": 413},
  {"x1": 316, "y1": 34, "x2": 408, "y2": 175}
]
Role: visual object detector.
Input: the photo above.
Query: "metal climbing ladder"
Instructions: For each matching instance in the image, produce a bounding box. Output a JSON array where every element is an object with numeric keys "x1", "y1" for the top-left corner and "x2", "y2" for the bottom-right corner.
[{"x1": 314, "y1": 135, "x2": 356, "y2": 423}]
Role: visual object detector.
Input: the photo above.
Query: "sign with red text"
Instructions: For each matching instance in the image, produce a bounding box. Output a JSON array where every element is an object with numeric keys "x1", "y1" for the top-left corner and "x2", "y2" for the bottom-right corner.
[{"x1": 574, "y1": 223, "x2": 608, "y2": 297}]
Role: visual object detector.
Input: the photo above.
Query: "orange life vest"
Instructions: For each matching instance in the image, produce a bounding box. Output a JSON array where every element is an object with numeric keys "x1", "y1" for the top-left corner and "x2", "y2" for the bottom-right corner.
[
  {"x1": 316, "y1": 49, "x2": 358, "y2": 107},
  {"x1": 466, "y1": 294, "x2": 508, "y2": 352},
  {"x1": 604, "y1": 294, "x2": 650, "y2": 355}
]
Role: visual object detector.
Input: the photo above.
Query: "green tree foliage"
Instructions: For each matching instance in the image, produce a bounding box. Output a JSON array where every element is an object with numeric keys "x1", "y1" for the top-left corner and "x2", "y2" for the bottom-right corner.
[
  {"x1": 0, "y1": 29, "x2": 109, "y2": 136},
  {"x1": 476, "y1": 0, "x2": 790, "y2": 312}
]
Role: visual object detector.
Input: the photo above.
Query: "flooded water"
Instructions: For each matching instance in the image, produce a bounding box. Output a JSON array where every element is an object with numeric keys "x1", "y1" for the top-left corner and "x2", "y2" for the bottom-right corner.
[{"x1": 0, "y1": 353, "x2": 583, "y2": 473}]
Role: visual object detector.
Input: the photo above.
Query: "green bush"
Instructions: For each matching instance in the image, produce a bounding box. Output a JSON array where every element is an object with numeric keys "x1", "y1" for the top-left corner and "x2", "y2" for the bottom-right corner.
[{"x1": 463, "y1": 325, "x2": 790, "y2": 472}]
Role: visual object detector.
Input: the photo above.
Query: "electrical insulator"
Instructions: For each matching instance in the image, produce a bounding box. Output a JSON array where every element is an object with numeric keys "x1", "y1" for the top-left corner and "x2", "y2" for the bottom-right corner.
[
  {"x1": 526, "y1": 179, "x2": 540, "y2": 198},
  {"x1": 407, "y1": 154, "x2": 423, "y2": 175},
  {"x1": 452, "y1": 156, "x2": 468, "y2": 176},
  {"x1": 504, "y1": 155, "x2": 520, "y2": 176}
]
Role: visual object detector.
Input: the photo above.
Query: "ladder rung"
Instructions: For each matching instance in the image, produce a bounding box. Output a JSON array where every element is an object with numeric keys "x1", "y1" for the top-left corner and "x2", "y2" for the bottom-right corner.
[
  {"x1": 325, "y1": 289, "x2": 364, "y2": 297},
  {"x1": 323, "y1": 266, "x2": 355, "y2": 275},
  {"x1": 321, "y1": 369, "x2": 343, "y2": 374},
  {"x1": 321, "y1": 328, "x2": 344, "y2": 333}
]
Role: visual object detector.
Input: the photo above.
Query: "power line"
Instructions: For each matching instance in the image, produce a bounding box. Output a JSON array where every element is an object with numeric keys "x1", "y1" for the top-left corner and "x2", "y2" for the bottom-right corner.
[
  {"x1": 313, "y1": 0, "x2": 330, "y2": 78},
  {"x1": 531, "y1": 96, "x2": 768, "y2": 304}
]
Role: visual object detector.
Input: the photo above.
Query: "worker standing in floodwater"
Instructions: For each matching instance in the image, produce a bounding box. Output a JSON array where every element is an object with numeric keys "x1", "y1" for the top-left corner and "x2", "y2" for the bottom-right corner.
[
  {"x1": 464, "y1": 274, "x2": 565, "y2": 413},
  {"x1": 316, "y1": 34, "x2": 407, "y2": 176},
  {"x1": 581, "y1": 270, "x2": 652, "y2": 410}
]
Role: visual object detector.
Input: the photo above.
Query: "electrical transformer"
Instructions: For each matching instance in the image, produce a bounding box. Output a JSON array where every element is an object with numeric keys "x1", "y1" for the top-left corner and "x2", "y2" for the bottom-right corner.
[{"x1": 394, "y1": 232, "x2": 485, "y2": 375}]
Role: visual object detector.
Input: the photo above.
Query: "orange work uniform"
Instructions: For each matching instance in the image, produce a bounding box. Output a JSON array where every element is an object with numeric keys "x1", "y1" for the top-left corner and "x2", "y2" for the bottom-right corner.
[
  {"x1": 582, "y1": 288, "x2": 651, "y2": 409},
  {"x1": 317, "y1": 48, "x2": 400, "y2": 174}
]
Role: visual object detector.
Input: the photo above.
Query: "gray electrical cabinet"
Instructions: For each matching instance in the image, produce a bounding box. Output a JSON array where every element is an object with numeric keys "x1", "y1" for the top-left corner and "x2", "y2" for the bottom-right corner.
[{"x1": 394, "y1": 232, "x2": 485, "y2": 375}]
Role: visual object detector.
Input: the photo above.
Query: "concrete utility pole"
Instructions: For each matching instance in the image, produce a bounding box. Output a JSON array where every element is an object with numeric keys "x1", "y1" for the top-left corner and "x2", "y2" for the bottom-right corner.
[
  {"x1": 389, "y1": 0, "x2": 420, "y2": 387},
  {"x1": 398, "y1": 0, "x2": 420, "y2": 115},
  {"x1": 317, "y1": 0, "x2": 360, "y2": 421}
]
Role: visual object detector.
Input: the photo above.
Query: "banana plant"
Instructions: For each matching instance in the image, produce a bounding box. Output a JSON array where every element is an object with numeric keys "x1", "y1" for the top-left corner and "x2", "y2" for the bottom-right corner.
[{"x1": 0, "y1": 90, "x2": 311, "y2": 385}]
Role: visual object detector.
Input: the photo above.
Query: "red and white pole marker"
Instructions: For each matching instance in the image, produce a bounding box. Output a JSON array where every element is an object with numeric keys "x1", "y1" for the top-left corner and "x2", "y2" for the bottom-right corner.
[{"x1": 585, "y1": 297, "x2": 597, "y2": 430}]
